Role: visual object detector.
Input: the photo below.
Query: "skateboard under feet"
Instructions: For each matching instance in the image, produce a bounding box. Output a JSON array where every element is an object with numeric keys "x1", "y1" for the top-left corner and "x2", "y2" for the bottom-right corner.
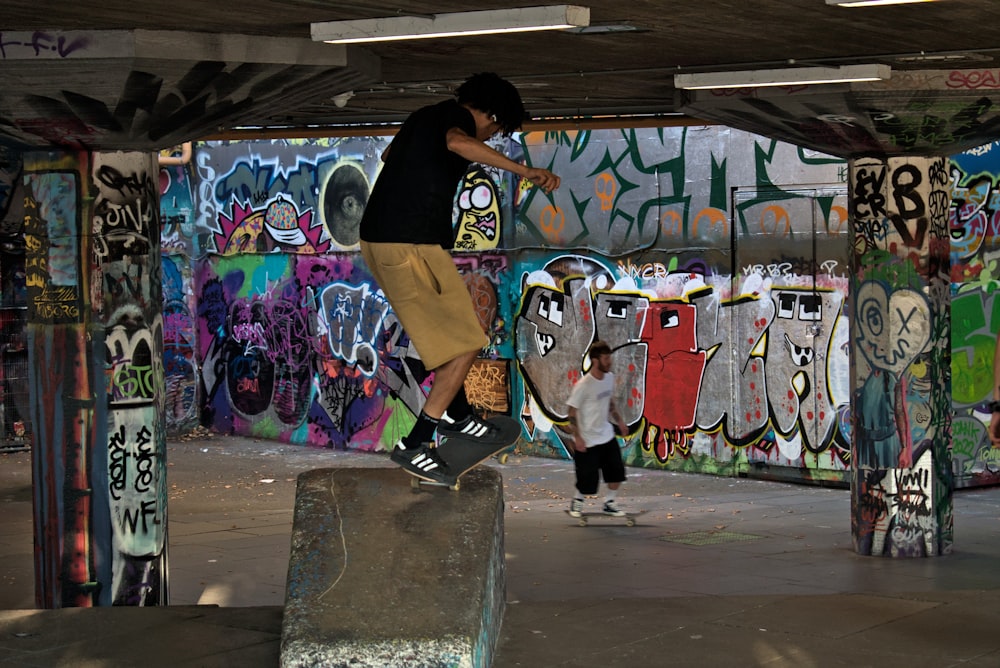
[
  {"x1": 407, "y1": 415, "x2": 520, "y2": 491},
  {"x1": 565, "y1": 509, "x2": 648, "y2": 527}
]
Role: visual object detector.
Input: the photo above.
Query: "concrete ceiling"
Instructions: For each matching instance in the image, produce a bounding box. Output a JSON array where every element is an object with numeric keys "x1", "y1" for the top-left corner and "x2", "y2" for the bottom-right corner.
[{"x1": 3, "y1": 1, "x2": 1000, "y2": 156}]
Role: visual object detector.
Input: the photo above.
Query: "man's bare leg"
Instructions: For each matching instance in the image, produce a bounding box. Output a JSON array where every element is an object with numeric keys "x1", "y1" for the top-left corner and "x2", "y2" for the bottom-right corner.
[
  {"x1": 422, "y1": 349, "x2": 478, "y2": 419},
  {"x1": 389, "y1": 349, "x2": 478, "y2": 482}
]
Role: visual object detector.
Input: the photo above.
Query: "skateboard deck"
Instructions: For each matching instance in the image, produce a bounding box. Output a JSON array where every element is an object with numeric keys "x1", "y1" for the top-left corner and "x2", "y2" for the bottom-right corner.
[
  {"x1": 409, "y1": 415, "x2": 520, "y2": 491},
  {"x1": 565, "y1": 509, "x2": 648, "y2": 527}
]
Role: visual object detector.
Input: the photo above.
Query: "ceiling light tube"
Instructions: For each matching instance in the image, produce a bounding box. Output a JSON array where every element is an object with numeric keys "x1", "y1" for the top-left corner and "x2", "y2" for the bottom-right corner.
[
  {"x1": 674, "y1": 64, "x2": 891, "y2": 90},
  {"x1": 311, "y1": 5, "x2": 590, "y2": 44},
  {"x1": 826, "y1": 0, "x2": 939, "y2": 7}
]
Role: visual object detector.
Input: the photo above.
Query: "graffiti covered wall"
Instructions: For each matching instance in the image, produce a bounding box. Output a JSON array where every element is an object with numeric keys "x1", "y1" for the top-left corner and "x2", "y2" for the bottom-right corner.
[
  {"x1": 183, "y1": 130, "x2": 861, "y2": 483},
  {"x1": 190, "y1": 137, "x2": 519, "y2": 449},
  {"x1": 127, "y1": 127, "x2": 996, "y2": 487},
  {"x1": 949, "y1": 140, "x2": 1000, "y2": 487}
]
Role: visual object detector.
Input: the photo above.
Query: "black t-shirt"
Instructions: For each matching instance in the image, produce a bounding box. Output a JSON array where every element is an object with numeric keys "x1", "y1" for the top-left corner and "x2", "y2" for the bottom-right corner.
[{"x1": 360, "y1": 99, "x2": 476, "y2": 248}]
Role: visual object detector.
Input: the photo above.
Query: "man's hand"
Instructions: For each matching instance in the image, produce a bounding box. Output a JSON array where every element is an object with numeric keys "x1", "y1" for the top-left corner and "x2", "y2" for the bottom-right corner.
[{"x1": 523, "y1": 167, "x2": 560, "y2": 194}]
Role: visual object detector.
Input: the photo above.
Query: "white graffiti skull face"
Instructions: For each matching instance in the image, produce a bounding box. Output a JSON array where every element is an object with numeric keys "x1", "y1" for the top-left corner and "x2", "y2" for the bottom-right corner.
[{"x1": 855, "y1": 282, "x2": 931, "y2": 376}]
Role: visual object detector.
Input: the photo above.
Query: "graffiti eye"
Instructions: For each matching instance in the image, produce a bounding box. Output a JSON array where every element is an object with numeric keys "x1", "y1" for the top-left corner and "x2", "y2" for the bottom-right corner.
[
  {"x1": 862, "y1": 301, "x2": 883, "y2": 336},
  {"x1": 471, "y1": 184, "x2": 493, "y2": 209},
  {"x1": 777, "y1": 293, "x2": 796, "y2": 319},
  {"x1": 660, "y1": 309, "x2": 679, "y2": 329},
  {"x1": 538, "y1": 294, "x2": 564, "y2": 326},
  {"x1": 798, "y1": 295, "x2": 822, "y2": 321},
  {"x1": 605, "y1": 300, "x2": 629, "y2": 319},
  {"x1": 458, "y1": 188, "x2": 473, "y2": 211}
]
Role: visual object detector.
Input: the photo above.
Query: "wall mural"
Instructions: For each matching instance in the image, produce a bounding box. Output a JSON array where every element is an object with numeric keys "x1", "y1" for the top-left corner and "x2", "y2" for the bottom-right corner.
[
  {"x1": 183, "y1": 130, "x2": 867, "y2": 482},
  {"x1": 950, "y1": 140, "x2": 1000, "y2": 485},
  {"x1": 112, "y1": 130, "x2": 985, "y2": 488}
]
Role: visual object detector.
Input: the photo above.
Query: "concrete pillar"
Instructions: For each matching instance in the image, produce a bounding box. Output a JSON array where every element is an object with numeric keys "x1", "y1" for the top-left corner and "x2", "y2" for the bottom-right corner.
[
  {"x1": 848, "y1": 156, "x2": 952, "y2": 557},
  {"x1": 24, "y1": 150, "x2": 166, "y2": 606}
]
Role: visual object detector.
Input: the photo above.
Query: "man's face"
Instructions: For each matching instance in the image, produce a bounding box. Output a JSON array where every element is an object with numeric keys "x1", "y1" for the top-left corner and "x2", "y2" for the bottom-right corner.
[
  {"x1": 476, "y1": 112, "x2": 503, "y2": 141},
  {"x1": 595, "y1": 352, "x2": 613, "y2": 374}
]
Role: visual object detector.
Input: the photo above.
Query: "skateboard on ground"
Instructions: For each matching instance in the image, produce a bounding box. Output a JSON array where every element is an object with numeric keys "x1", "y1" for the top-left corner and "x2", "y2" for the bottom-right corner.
[
  {"x1": 409, "y1": 415, "x2": 520, "y2": 491},
  {"x1": 565, "y1": 509, "x2": 648, "y2": 527}
]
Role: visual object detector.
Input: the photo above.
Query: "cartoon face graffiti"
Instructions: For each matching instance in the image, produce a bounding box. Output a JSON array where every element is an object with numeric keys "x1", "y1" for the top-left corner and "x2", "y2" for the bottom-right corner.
[
  {"x1": 949, "y1": 175, "x2": 990, "y2": 261},
  {"x1": 516, "y1": 277, "x2": 595, "y2": 419},
  {"x1": 264, "y1": 195, "x2": 307, "y2": 250},
  {"x1": 455, "y1": 167, "x2": 501, "y2": 250},
  {"x1": 775, "y1": 291, "x2": 822, "y2": 367},
  {"x1": 855, "y1": 282, "x2": 930, "y2": 376},
  {"x1": 767, "y1": 289, "x2": 843, "y2": 443}
]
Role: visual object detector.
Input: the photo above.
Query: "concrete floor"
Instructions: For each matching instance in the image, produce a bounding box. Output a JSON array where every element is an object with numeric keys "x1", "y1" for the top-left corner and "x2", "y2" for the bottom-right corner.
[{"x1": 2, "y1": 436, "x2": 1000, "y2": 666}]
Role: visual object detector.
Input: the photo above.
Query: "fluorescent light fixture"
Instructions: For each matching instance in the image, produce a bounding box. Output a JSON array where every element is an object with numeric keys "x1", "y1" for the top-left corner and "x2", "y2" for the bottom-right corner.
[
  {"x1": 311, "y1": 5, "x2": 590, "y2": 44},
  {"x1": 674, "y1": 64, "x2": 891, "y2": 90},
  {"x1": 827, "y1": 0, "x2": 939, "y2": 6}
]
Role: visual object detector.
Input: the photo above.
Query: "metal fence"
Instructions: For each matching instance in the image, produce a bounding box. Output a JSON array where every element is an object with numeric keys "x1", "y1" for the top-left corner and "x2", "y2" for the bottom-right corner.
[{"x1": 1, "y1": 307, "x2": 30, "y2": 451}]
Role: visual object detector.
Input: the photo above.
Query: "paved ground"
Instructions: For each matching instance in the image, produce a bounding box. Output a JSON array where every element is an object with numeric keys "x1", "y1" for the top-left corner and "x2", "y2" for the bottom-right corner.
[{"x1": 2, "y1": 435, "x2": 1000, "y2": 666}]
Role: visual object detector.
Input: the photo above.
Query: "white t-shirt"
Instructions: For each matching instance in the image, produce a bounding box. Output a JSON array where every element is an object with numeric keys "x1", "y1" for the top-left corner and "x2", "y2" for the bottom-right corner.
[{"x1": 567, "y1": 371, "x2": 615, "y2": 447}]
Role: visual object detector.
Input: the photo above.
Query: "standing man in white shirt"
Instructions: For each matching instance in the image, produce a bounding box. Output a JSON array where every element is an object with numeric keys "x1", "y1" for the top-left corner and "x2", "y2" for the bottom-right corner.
[{"x1": 566, "y1": 341, "x2": 629, "y2": 516}]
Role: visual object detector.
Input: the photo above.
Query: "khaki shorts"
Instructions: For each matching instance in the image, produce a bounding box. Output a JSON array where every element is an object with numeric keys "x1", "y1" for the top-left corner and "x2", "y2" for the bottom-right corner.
[{"x1": 361, "y1": 241, "x2": 488, "y2": 370}]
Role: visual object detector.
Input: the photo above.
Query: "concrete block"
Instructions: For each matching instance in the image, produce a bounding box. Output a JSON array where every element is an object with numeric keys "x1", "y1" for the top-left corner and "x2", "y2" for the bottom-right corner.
[{"x1": 281, "y1": 467, "x2": 505, "y2": 668}]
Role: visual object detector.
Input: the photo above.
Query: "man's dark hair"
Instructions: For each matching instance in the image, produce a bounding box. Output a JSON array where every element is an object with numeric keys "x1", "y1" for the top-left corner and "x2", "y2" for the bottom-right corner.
[
  {"x1": 588, "y1": 341, "x2": 612, "y2": 359},
  {"x1": 455, "y1": 72, "x2": 527, "y2": 136}
]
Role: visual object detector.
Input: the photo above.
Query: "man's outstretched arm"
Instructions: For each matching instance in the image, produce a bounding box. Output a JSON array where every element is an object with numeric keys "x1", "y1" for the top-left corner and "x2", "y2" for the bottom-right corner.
[{"x1": 445, "y1": 128, "x2": 560, "y2": 193}]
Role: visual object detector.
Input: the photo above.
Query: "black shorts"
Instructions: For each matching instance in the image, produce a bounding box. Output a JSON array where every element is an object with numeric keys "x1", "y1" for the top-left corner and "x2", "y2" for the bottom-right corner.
[{"x1": 572, "y1": 438, "x2": 626, "y2": 495}]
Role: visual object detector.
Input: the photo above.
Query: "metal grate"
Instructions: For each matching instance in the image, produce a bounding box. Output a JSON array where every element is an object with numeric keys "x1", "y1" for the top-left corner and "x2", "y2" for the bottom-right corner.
[
  {"x1": 659, "y1": 530, "x2": 764, "y2": 546},
  {"x1": 1, "y1": 307, "x2": 30, "y2": 451}
]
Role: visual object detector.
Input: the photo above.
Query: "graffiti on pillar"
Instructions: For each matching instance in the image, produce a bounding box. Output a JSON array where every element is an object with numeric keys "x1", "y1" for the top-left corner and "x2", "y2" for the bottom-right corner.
[
  {"x1": 105, "y1": 306, "x2": 162, "y2": 405},
  {"x1": 854, "y1": 449, "x2": 938, "y2": 557},
  {"x1": 851, "y1": 155, "x2": 952, "y2": 554},
  {"x1": 851, "y1": 157, "x2": 949, "y2": 473},
  {"x1": 92, "y1": 152, "x2": 167, "y2": 605},
  {"x1": 107, "y1": 405, "x2": 164, "y2": 603},
  {"x1": 23, "y1": 171, "x2": 81, "y2": 323},
  {"x1": 92, "y1": 157, "x2": 157, "y2": 262},
  {"x1": 853, "y1": 282, "x2": 931, "y2": 469}
]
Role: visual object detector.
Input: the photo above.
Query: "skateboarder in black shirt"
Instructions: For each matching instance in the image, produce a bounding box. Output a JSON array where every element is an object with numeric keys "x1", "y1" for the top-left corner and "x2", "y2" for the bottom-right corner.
[{"x1": 360, "y1": 72, "x2": 560, "y2": 483}]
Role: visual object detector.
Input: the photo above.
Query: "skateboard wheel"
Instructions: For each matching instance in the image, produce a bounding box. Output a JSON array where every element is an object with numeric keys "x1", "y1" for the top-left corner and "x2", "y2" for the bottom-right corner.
[
  {"x1": 577, "y1": 518, "x2": 587, "y2": 527},
  {"x1": 626, "y1": 518, "x2": 635, "y2": 527},
  {"x1": 497, "y1": 453, "x2": 509, "y2": 465},
  {"x1": 410, "y1": 477, "x2": 421, "y2": 490},
  {"x1": 450, "y1": 481, "x2": 461, "y2": 491}
]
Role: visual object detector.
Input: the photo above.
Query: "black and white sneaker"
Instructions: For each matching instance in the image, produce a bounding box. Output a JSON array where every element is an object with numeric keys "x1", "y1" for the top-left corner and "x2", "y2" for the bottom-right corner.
[
  {"x1": 602, "y1": 501, "x2": 627, "y2": 517},
  {"x1": 391, "y1": 441, "x2": 450, "y2": 482},
  {"x1": 439, "y1": 412, "x2": 507, "y2": 445}
]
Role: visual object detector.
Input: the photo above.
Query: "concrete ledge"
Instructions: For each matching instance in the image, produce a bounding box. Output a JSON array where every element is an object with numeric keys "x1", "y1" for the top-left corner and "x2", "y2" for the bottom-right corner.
[{"x1": 281, "y1": 467, "x2": 505, "y2": 668}]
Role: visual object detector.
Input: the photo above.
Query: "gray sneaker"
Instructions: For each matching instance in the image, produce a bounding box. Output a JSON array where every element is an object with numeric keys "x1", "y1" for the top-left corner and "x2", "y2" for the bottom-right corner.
[{"x1": 569, "y1": 498, "x2": 584, "y2": 517}]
